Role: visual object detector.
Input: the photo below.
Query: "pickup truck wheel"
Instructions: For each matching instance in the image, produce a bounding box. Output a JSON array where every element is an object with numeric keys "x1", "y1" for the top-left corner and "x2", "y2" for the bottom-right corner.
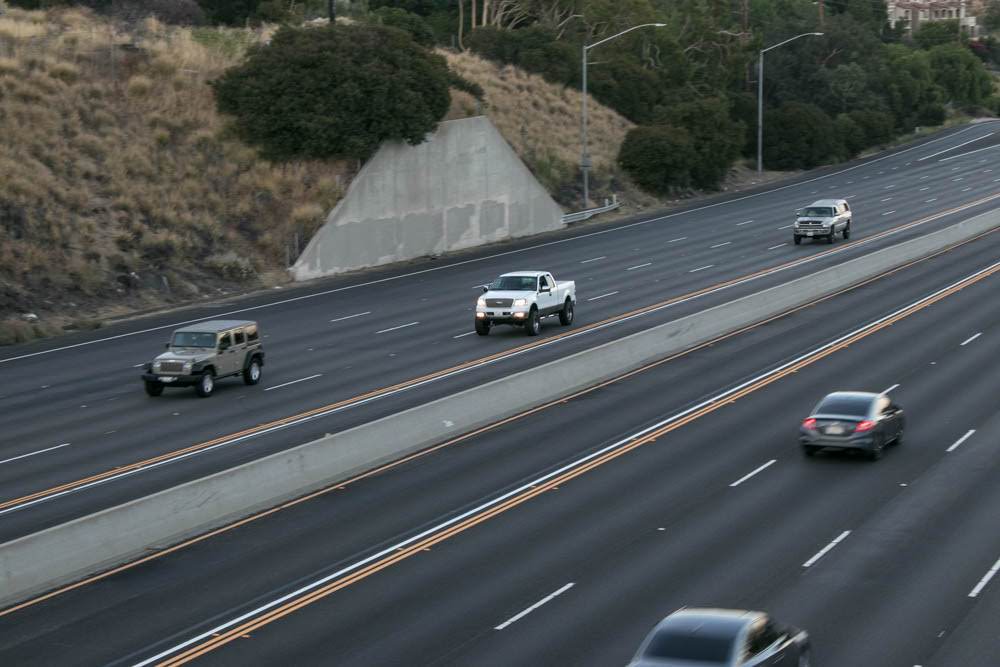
[
  {"x1": 475, "y1": 318, "x2": 490, "y2": 336},
  {"x1": 144, "y1": 381, "x2": 164, "y2": 397},
  {"x1": 558, "y1": 299, "x2": 574, "y2": 325},
  {"x1": 827, "y1": 229, "x2": 836, "y2": 244},
  {"x1": 843, "y1": 224, "x2": 851, "y2": 240},
  {"x1": 243, "y1": 358, "x2": 262, "y2": 385},
  {"x1": 195, "y1": 370, "x2": 215, "y2": 397},
  {"x1": 525, "y1": 308, "x2": 540, "y2": 336},
  {"x1": 793, "y1": 235, "x2": 801, "y2": 245}
]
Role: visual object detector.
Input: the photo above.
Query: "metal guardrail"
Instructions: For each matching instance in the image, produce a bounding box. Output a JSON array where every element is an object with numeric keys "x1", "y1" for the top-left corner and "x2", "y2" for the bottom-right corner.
[{"x1": 562, "y1": 194, "x2": 621, "y2": 224}]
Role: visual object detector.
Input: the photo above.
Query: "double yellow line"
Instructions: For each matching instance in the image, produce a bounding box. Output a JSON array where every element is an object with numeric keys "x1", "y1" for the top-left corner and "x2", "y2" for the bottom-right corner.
[
  {"x1": 2, "y1": 193, "x2": 997, "y2": 517},
  {"x1": 151, "y1": 240, "x2": 1000, "y2": 665}
]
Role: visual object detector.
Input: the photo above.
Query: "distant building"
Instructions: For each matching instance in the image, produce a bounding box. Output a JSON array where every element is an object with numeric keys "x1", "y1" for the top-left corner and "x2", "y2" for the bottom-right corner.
[{"x1": 887, "y1": 0, "x2": 981, "y2": 36}]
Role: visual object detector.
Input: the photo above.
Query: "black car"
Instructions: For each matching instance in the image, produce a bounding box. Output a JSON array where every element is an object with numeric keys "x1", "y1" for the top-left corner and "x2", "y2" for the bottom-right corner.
[
  {"x1": 628, "y1": 608, "x2": 810, "y2": 667},
  {"x1": 800, "y1": 391, "x2": 904, "y2": 460}
]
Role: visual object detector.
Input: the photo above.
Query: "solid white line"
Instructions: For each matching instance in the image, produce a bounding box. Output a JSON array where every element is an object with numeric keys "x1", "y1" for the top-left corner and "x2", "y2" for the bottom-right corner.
[
  {"x1": 668, "y1": 237, "x2": 687, "y2": 243},
  {"x1": 736, "y1": 219, "x2": 754, "y2": 226},
  {"x1": 689, "y1": 265, "x2": 714, "y2": 273},
  {"x1": 710, "y1": 242, "x2": 731, "y2": 249},
  {"x1": 11, "y1": 123, "x2": 997, "y2": 368},
  {"x1": 588, "y1": 291, "x2": 619, "y2": 301},
  {"x1": 264, "y1": 374, "x2": 322, "y2": 392},
  {"x1": 376, "y1": 321, "x2": 420, "y2": 334},
  {"x1": 580, "y1": 256, "x2": 606, "y2": 263},
  {"x1": 626, "y1": 263, "x2": 652, "y2": 271},
  {"x1": 882, "y1": 210, "x2": 896, "y2": 216},
  {"x1": 0, "y1": 443, "x2": 71, "y2": 466},
  {"x1": 778, "y1": 224, "x2": 793, "y2": 230},
  {"x1": 969, "y1": 556, "x2": 1000, "y2": 597},
  {"x1": 494, "y1": 583, "x2": 575, "y2": 630},
  {"x1": 882, "y1": 383, "x2": 899, "y2": 394},
  {"x1": 960, "y1": 332, "x2": 981, "y2": 346},
  {"x1": 919, "y1": 132, "x2": 993, "y2": 161},
  {"x1": 134, "y1": 260, "x2": 1000, "y2": 666},
  {"x1": 768, "y1": 243, "x2": 787, "y2": 250},
  {"x1": 946, "y1": 429, "x2": 975, "y2": 453},
  {"x1": 803, "y1": 530, "x2": 852, "y2": 567},
  {"x1": 939, "y1": 142, "x2": 1000, "y2": 162},
  {"x1": 729, "y1": 460, "x2": 777, "y2": 487},
  {"x1": 453, "y1": 331, "x2": 476, "y2": 339},
  {"x1": 330, "y1": 311, "x2": 371, "y2": 323}
]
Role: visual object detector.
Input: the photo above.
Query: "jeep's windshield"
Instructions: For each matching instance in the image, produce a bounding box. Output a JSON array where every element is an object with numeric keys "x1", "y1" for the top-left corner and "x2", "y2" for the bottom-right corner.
[
  {"x1": 172, "y1": 332, "x2": 217, "y2": 348},
  {"x1": 801, "y1": 207, "x2": 834, "y2": 217},
  {"x1": 489, "y1": 276, "x2": 538, "y2": 291}
]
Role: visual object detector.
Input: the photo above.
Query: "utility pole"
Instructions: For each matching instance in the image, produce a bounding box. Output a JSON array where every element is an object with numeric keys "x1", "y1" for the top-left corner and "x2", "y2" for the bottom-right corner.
[
  {"x1": 328, "y1": 0, "x2": 336, "y2": 22},
  {"x1": 818, "y1": 0, "x2": 825, "y2": 28}
]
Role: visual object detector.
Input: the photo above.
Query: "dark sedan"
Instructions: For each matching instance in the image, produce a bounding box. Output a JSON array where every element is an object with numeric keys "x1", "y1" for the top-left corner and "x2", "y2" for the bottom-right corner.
[
  {"x1": 629, "y1": 608, "x2": 810, "y2": 667},
  {"x1": 800, "y1": 391, "x2": 904, "y2": 460}
]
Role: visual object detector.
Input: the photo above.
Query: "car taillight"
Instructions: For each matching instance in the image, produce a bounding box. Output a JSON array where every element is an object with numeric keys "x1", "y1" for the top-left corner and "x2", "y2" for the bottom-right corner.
[
  {"x1": 802, "y1": 418, "x2": 817, "y2": 430},
  {"x1": 855, "y1": 420, "x2": 875, "y2": 432}
]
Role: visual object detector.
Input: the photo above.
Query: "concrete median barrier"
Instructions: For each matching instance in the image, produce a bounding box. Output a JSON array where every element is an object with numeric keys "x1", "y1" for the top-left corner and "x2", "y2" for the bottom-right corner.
[{"x1": 2, "y1": 209, "x2": 998, "y2": 608}]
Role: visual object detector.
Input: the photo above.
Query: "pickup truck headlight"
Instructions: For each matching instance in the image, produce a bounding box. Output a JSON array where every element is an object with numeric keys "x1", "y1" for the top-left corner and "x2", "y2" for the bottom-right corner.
[
  {"x1": 513, "y1": 298, "x2": 528, "y2": 307},
  {"x1": 476, "y1": 297, "x2": 486, "y2": 308},
  {"x1": 183, "y1": 361, "x2": 193, "y2": 373},
  {"x1": 152, "y1": 361, "x2": 161, "y2": 372}
]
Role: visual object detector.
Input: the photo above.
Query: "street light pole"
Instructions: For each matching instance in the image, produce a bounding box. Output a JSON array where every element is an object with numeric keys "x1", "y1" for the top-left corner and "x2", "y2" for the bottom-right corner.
[
  {"x1": 756, "y1": 32, "x2": 823, "y2": 173},
  {"x1": 581, "y1": 22, "x2": 666, "y2": 209}
]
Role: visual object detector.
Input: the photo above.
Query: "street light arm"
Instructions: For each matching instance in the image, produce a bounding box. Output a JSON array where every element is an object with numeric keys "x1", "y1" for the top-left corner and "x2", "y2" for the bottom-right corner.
[
  {"x1": 760, "y1": 31, "x2": 824, "y2": 55},
  {"x1": 586, "y1": 22, "x2": 667, "y2": 52}
]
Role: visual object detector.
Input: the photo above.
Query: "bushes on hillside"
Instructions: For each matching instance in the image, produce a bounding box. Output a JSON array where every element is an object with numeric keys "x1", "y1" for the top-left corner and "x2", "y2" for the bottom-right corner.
[
  {"x1": 465, "y1": 26, "x2": 578, "y2": 87},
  {"x1": 762, "y1": 103, "x2": 843, "y2": 170},
  {"x1": 618, "y1": 125, "x2": 696, "y2": 195},
  {"x1": 212, "y1": 24, "x2": 452, "y2": 161}
]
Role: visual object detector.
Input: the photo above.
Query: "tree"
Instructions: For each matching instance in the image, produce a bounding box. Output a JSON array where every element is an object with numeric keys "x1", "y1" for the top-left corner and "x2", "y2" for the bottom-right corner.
[
  {"x1": 762, "y1": 102, "x2": 842, "y2": 169},
  {"x1": 656, "y1": 97, "x2": 744, "y2": 190},
  {"x1": 914, "y1": 19, "x2": 962, "y2": 50},
  {"x1": 984, "y1": 0, "x2": 1000, "y2": 33},
  {"x1": 928, "y1": 43, "x2": 993, "y2": 106},
  {"x1": 618, "y1": 124, "x2": 697, "y2": 194},
  {"x1": 212, "y1": 24, "x2": 452, "y2": 161},
  {"x1": 369, "y1": 7, "x2": 436, "y2": 46}
]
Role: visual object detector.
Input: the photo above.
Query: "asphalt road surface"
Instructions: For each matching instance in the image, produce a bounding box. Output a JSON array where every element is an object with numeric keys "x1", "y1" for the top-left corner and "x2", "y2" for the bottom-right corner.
[
  {"x1": 1, "y1": 177, "x2": 998, "y2": 665},
  {"x1": 1, "y1": 123, "x2": 999, "y2": 543}
]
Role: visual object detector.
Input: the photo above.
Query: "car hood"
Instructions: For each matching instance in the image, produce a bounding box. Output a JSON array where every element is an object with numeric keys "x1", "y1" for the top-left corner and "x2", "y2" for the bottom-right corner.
[
  {"x1": 482, "y1": 290, "x2": 536, "y2": 301},
  {"x1": 627, "y1": 659, "x2": 727, "y2": 667},
  {"x1": 154, "y1": 348, "x2": 214, "y2": 363}
]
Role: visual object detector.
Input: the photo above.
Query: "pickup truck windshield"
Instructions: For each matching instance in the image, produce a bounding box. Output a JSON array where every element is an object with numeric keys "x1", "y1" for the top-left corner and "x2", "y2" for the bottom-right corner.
[
  {"x1": 490, "y1": 276, "x2": 538, "y2": 291},
  {"x1": 801, "y1": 207, "x2": 834, "y2": 217}
]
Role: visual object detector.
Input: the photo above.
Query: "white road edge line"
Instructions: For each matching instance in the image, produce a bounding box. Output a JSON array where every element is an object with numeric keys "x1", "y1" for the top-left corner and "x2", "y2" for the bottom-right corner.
[
  {"x1": 494, "y1": 583, "x2": 575, "y2": 630},
  {"x1": 264, "y1": 374, "x2": 322, "y2": 392},
  {"x1": 729, "y1": 460, "x2": 777, "y2": 487},
  {"x1": 969, "y1": 556, "x2": 1000, "y2": 597},
  {"x1": 803, "y1": 530, "x2": 852, "y2": 567},
  {"x1": 330, "y1": 311, "x2": 371, "y2": 323},
  {"x1": 939, "y1": 142, "x2": 1000, "y2": 162},
  {"x1": 580, "y1": 256, "x2": 606, "y2": 263},
  {"x1": 882, "y1": 383, "x2": 900, "y2": 394},
  {"x1": 0, "y1": 443, "x2": 71, "y2": 466},
  {"x1": 11, "y1": 121, "x2": 997, "y2": 366},
  {"x1": 689, "y1": 264, "x2": 714, "y2": 273},
  {"x1": 960, "y1": 332, "x2": 981, "y2": 346},
  {"x1": 134, "y1": 261, "x2": 1000, "y2": 666},
  {"x1": 710, "y1": 242, "x2": 732, "y2": 249},
  {"x1": 946, "y1": 430, "x2": 975, "y2": 453},
  {"x1": 588, "y1": 291, "x2": 619, "y2": 301},
  {"x1": 919, "y1": 132, "x2": 993, "y2": 161},
  {"x1": 626, "y1": 263, "x2": 652, "y2": 271},
  {"x1": 376, "y1": 321, "x2": 420, "y2": 334}
]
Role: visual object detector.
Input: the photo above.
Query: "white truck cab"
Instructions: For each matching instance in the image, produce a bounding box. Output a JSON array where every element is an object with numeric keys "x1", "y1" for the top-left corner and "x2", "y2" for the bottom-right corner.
[{"x1": 475, "y1": 271, "x2": 576, "y2": 336}]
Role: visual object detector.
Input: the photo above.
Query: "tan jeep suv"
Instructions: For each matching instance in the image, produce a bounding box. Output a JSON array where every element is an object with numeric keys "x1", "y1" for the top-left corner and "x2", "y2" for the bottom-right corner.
[{"x1": 141, "y1": 320, "x2": 265, "y2": 397}]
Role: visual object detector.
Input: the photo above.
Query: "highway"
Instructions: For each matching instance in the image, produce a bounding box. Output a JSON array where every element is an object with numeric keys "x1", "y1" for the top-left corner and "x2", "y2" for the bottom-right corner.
[
  {"x1": 1, "y1": 182, "x2": 998, "y2": 665},
  {"x1": 0, "y1": 123, "x2": 999, "y2": 544}
]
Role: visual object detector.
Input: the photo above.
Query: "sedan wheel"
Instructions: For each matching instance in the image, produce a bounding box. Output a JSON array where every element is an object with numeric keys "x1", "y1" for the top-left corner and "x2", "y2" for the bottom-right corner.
[{"x1": 868, "y1": 436, "x2": 884, "y2": 461}]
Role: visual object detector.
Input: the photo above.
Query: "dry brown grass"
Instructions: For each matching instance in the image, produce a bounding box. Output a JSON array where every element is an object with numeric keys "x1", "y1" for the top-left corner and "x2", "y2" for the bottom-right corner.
[{"x1": 0, "y1": 8, "x2": 346, "y2": 325}]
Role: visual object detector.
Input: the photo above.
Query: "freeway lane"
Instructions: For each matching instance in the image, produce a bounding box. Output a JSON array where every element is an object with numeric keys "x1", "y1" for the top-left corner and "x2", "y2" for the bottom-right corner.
[
  {"x1": 0, "y1": 125, "x2": 999, "y2": 540},
  {"x1": 1, "y1": 201, "x2": 998, "y2": 665}
]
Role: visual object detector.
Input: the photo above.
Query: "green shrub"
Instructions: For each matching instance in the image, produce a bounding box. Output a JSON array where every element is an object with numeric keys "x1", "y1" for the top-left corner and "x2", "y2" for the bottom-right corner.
[
  {"x1": 762, "y1": 103, "x2": 843, "y2": 170},
  {"x1": 369, "y1": 7, "x2": 434, "y2": 47},
  {"x1": 618, "y1": 124, "x2": 696, "y2": 195}
]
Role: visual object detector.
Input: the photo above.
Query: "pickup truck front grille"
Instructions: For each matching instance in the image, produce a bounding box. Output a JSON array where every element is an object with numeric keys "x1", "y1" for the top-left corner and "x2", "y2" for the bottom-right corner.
[
  {"x1": 486, "y1": 298, "x2": 513, "y2": 307},
  {"x1": 797, "y1": 221, "x2": 824, "y2": 227},
  {"x1": 159, "y1": 361, "x2": 185, "y2": 373}
]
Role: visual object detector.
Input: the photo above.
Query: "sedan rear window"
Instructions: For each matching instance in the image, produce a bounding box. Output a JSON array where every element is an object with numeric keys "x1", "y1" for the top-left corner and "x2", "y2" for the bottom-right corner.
[
  {"x1": 643, "y1": 631, "x2": 733, "y2": 663},
  {"x1": 815, "y1": 395, "x2": 872, "y2": 417}
]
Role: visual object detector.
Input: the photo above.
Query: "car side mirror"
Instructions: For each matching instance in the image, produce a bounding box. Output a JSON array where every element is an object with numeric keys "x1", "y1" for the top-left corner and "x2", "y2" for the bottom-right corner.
[
  {"x1": 540, "y1": 286, "x2": 550, "y2": 293},
  {"x1": 481, "y1": 285, "x2": 489, "y2": 293},
  {"x1": 165, "y1": 342, "x2": 170, "y2": 349}
]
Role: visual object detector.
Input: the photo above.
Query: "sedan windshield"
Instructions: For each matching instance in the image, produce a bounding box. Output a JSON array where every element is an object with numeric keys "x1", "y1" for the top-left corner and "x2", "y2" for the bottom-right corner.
[
  {"x1": 172, "y1": 332, "x2": 217, "y2": 348},
  {"x1": 643, "y1": 631, "x2": 733, "y2": 663},
  {"x1": 490, "y1": 276, "x2": 538, "y2": 291},
  {"x1": 801, "y1": 207, "x2": 834, "y2": 217},
  {"x1": 815, "y1": 395, "x2": 872, "y2": 417}
]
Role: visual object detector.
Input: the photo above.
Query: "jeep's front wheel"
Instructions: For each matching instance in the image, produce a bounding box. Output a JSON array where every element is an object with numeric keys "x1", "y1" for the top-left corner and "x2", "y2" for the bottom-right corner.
[
  {"x1": 243, "y1": 358, "x2": 262, "y2": 385},
  {"x1": 195, "y1": 370, "x2": 215, "y2": 397},
  {"x1": 144, "y1": 381, "x2": 164, "y2": 397}
]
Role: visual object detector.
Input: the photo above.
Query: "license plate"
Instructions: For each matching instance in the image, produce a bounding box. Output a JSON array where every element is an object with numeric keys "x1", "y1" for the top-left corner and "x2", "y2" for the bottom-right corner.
[
  {"x1": 806, "y1": 231, "x2": 814, "y2": 237},
  {"x1": 826, "y1": 425, "x2": 844, "y2": 435},
  {"x1": 159, "y1": 376, "x2": 177, "y2": 383}
]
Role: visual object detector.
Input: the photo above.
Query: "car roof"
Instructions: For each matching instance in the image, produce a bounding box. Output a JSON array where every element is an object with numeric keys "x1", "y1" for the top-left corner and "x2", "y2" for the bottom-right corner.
[
  {"x1": 655, "y1": 608, "x2": 761, "y2": 636},
  {"x1": 806, "y1": 199, "x2": 846, "y2": 207},
  {"x1": 820, "y1": 391, "x2": 879, "y2": 402},
  {"x1": 499, "y1": 271, "x2": 548, "y2": 278},
  {"x1": 173, "y1": 320, "x2": 256, "y2": 334}
]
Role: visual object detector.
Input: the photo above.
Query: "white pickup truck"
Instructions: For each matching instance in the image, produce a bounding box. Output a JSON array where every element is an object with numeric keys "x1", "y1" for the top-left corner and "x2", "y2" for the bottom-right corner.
[{"x1": 475, "y1": 271, "x2": 576, "y2": 336}]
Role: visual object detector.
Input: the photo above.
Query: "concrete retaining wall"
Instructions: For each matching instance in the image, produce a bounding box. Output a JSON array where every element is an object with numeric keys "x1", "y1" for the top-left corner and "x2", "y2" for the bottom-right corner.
[
  {"x1": 2, "y1": 209, "x2": 998, "y2": 607},
  {"x1": 291, "y1": 117, "x2": 565, "y2": 281}
]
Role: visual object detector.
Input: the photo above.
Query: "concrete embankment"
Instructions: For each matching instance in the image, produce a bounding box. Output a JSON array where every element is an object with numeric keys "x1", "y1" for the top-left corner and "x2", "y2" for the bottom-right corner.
[{"x1": 2, "y1": 209, "x2": 998, "y2": 608}]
